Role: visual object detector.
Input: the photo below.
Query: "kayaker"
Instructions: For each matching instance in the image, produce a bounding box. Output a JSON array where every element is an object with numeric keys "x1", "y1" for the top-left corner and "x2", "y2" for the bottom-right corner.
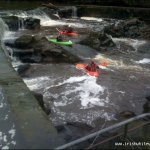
[
  {"x1": 56, "y1": 34, "x2": 63, "y2": 42},
  {"x1": 85, "y1": 60, "x2": 99, "y2": 72},
  {"x1": 63, "y1": 25, "x2": 74, "y2": 33}
]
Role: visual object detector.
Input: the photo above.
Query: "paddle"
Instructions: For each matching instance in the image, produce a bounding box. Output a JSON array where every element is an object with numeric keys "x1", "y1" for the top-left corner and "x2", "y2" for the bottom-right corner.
[{"x1": 56, "y1": 28, "x2": 61, "y2": 32}]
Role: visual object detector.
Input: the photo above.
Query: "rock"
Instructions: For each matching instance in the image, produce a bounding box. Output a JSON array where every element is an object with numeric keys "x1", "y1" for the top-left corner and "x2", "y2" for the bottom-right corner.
[
  {"x1": 58, "y1": 8, "x2": 73, "y2": 18},
  {"x1": 32, "y1": 91, "x2": 51, "y2": 115},
  {"x1": 2, "y1": 16, "x2": 19, "y2": 31},
  {"x1": 80, "y1": 32, "x2": 116, "y2": 51},
  {"x1": 6, "y1": 34, "x2": 80, "y2": 63},
  {"x1": 124, "y1": 18, "x2": 142, "y2": 27},
  {"x1": 24, "y1": 17, "x2": 40, "y2": 30},
  {"x1": 17, "y1": 64, "x2": 30, "y2": 77},
  {"x1": 15, "y1": 35, "x2": 34, "y2": 48},
  {"x1": 4, "y1": 38, "x2": 17, "y2": 47},
  {"x1": 104, "y1": 18, "x2": 146, "y2": 38},
  {"x1": 119, "y1": 111, "x2": 135, "y2": 118}
]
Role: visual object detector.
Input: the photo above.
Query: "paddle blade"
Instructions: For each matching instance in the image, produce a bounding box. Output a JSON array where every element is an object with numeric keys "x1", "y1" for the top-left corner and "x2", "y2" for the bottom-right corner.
[{"x1": 76, "y1": 63, "x2": 85, "y2": 69}]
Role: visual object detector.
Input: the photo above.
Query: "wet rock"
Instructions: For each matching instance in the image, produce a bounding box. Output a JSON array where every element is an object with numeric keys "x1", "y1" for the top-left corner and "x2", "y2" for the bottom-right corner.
[
  {"x1": 80, "y1": 32, "x2": 116, "y2": 51},
  {"x1": 7, "y1": 35, "x2": 80, "y2": 63},
  {"x1": 104, "y1": 18, "x2": 146, "y2": 38},
  {"x1": 14, "y1": 35, "x2": 34, "y2": 48},
  {"x1": 32, "y1": 91, "x2": 51, "y2": 115},
  {"x1": 17, "y1": 64, "x2": 30, "y2": 77},
  {"x1": 2, "y1": 16, "x2": 19, "y2": 31},
  {"x1": 24, "y1": 17, "x2": 40, "y2": 30},
  {"x1": 58, "y1": 8, "x2": 73, "y2": 18},
  {"x1": 119, "y1": 111, "x2": 135, "y2": 118}
]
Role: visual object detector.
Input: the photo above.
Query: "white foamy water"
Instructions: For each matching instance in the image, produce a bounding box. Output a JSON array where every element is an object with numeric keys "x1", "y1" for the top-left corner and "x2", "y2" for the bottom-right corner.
[
  {"x1": 95, "y1": 54, "x2": 144, "y2": 71},
  {"x1": 23, "y1": 76, "x2": 50, "y2": 91},
  {"x1": 81, "y1": 17, "x2": 103, "y2": 22},
  {"x1": 135, "y1": 58, "x2": 150, "y2": 64},
  {"x1": 12, "y1": 11, "x2": 85, "y2": 27},
  {"x1": 112, "y1": 37, "x2": 146, "y2": 51},
  {"x1": 3, "y1": 31, "x2": 17, "y2": 40},
  {"x1": 45, "y1": 76, "x2": 107, "y2": 109}
]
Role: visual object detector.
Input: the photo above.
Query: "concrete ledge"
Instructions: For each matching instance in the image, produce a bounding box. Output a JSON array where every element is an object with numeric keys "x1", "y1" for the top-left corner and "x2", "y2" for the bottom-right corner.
[{"x1": 0, "y1": 46, "x2": 64, "y2": 149}]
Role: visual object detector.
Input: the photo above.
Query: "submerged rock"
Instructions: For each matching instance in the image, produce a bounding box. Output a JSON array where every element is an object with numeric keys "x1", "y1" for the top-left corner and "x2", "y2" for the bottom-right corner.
[{"x1": 80, "y1": 32, "x2": 116, "y2": 51}]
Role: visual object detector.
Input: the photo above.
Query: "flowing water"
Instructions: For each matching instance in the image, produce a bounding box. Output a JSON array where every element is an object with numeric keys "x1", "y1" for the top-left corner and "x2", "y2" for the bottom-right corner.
[{"x1": 0, "y1": 4, "x2": 150, "y2": 136}]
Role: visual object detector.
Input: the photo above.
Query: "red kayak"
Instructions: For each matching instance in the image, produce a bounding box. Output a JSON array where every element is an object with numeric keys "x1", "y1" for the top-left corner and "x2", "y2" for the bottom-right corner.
[
  {"x1": 76, "y1": 64, "x2": 100, "y2": 77},
  {"x1": 60, "y1": 31, "x2": 78, "y2": 37}
]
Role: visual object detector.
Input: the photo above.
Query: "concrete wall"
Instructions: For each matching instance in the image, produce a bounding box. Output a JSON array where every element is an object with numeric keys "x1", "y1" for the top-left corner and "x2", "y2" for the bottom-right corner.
[{"x1": 0, "y1": 45, "x2": 64, "y2": 149}]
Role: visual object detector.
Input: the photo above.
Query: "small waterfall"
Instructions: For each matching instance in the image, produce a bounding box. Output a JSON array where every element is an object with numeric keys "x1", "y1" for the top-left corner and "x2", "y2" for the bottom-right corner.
[
  {"x1": 12, "y1": 8, "x2": 51, "y2": 22},
  {"x1": 18, "y1": 17, "x2": 25, "y2": 30},
  {"x1": 0, "y1": 18, "x2": 9, "y2": 42},
  {"x1": 0, "y1": 18, "x2": 9, "y2": 57},
  {"x1": 10, "y1": 8, "x2": 53, "y2": 26},
  {"x1": 71, "y1": 6, "x2": 77, "y2": 18}
]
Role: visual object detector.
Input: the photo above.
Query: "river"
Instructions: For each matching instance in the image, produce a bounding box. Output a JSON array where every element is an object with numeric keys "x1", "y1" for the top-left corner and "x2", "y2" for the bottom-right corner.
[{"x1": 0, "y1": 2, "x2": 150, "y2": 145}]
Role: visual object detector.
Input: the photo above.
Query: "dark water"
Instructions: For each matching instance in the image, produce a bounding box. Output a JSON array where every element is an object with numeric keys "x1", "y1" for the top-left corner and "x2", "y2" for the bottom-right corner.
[{"x1": 0, "y1": 0, "x2": 48, "y2": 10}]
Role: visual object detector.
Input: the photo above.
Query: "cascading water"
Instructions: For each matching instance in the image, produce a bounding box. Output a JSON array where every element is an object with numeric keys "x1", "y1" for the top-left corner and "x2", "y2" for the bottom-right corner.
[
  {"x1": 71, "y1": 6, "x2": 77, "y2": 18},
  {"x1": 0, "y1": 18, "x2": 9, "y2": 44},
  {"x1": 0, "y1": 17, "x2": 9, "y2": 56}
]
